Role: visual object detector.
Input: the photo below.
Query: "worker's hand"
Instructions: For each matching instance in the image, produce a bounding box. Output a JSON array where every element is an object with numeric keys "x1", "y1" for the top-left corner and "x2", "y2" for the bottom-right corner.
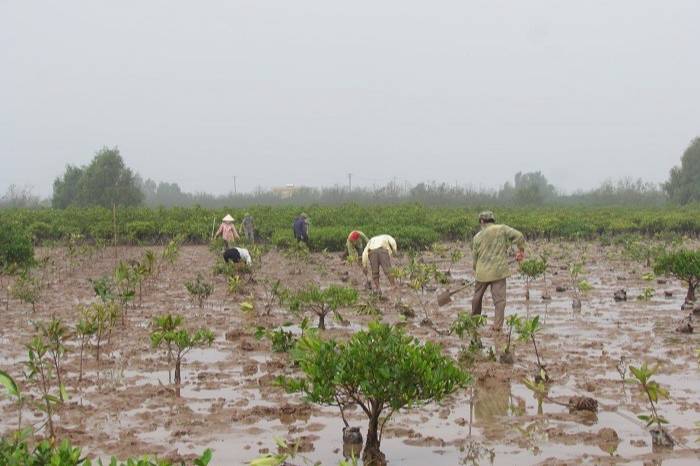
[{"x1": 515, "y1": 250, "x2": 525, "y2": 262}]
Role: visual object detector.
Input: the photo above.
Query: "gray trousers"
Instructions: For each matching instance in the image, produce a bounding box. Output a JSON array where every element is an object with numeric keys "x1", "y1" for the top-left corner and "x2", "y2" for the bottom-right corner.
[{"x1": 471, "y1": 278, "x2": 507, "y2": 329}]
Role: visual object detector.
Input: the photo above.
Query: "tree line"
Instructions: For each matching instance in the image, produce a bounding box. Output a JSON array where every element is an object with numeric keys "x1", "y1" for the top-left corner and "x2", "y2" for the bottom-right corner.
[{"x1": 1, "y1": 138, "x2": 699, "y2": 209}]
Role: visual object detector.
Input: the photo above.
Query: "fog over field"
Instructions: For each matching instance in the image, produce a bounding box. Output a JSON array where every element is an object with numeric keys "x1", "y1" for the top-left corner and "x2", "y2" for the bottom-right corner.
[{"x1": 2, "y1": 1, "x2": 699, "y2": 196}]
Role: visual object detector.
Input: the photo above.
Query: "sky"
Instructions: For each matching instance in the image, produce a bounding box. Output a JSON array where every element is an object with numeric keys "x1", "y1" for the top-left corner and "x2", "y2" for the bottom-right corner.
[{"x1": 1, "y1": 0, "x2": 699, "y2": 197}]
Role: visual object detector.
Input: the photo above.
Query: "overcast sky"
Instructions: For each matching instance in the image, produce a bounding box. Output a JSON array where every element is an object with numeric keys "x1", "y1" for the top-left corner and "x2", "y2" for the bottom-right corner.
[{"x1": 2, "y1": 1, "x2": 699, "y2": 197}]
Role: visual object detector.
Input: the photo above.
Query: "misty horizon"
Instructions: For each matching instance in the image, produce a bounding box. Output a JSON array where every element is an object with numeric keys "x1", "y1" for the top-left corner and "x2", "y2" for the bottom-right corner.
[{"x1": 3, "y1": 1, "x2": 699, "y2": 198}]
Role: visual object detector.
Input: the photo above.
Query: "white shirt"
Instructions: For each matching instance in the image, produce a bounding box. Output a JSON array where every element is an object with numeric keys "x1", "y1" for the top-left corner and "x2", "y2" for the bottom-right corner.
[
  {"x1": 362, "y1": 235, "x2": 397, "y2": 268},
  {"x1": 235, "y1": 247, "x2": 252, "y2": 265}
]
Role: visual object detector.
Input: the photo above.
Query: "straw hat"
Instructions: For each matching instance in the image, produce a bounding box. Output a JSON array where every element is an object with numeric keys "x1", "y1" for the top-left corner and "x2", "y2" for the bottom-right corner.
[{"x1": 222, "y1": 214, "x2": 234, "y2": 222}]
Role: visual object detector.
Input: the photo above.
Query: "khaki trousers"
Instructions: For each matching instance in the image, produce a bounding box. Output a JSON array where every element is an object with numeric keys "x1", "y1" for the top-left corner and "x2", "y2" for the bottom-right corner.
[{"x1": 471, "y1": 278, "x2": 507, "y2": 329}]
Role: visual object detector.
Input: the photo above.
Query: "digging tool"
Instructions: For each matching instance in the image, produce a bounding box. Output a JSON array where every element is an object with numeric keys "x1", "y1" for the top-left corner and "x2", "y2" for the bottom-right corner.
[
  {"x1": 210, "y1": 218, "x2": 216, "y2": 240},
  {"x1": 437, "y1": 281, "x2": 472, "y2": 307}
]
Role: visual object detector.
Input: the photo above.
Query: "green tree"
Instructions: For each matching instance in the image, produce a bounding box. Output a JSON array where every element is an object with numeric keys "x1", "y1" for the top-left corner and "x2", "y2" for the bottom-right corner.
[
  {"x1": 51, "y1": 165, "x2": 84, "y2": 209},
  {"x1": 663, "y1": 137, "x2": 700, "y2": 204},
  {"x1": 150, "y1": 314, "x2": 214, "y2": 391},
  {"x1": 654, "y1": 250, "x2": 700, "y2": 303},
  {"x1": 51, "y1": 147, "x2": 143, "y2": 208},
  {"x1": 287, "y1": 284, "x2": 358, "y2": 330},
  {"x1": 280, "y1": 322, "x2": 469, "y2": 464}
]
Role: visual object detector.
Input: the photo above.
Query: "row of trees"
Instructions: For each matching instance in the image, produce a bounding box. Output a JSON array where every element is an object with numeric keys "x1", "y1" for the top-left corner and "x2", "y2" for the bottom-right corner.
[{"x1": 2, "y1": 138, "x2": 697, "y2": 209}]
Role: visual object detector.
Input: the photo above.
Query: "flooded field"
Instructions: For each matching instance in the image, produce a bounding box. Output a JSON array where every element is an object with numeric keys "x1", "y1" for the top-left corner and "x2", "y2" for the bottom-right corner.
[{"x1": 1, "y1": 241, "x2": 699, "y2": 465}]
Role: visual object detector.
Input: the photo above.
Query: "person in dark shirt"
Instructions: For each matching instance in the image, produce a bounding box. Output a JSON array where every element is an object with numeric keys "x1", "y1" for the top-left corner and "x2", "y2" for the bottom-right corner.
[{"x1": 292, "y1": 213, "x2": 310, "y2": 244}]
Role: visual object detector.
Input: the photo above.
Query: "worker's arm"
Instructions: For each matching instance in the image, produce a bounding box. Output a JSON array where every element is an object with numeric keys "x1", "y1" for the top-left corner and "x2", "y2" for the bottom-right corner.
[
  {"x1": 388, "y1": 237, "x2": 397, "y2": 255},
  {"x1": 346, "y1": 239, "x2": 355, "y2": 258},
  {"x1": 214, "y1": 224, "x2": 223, "y2": 238},
  {"x1": 505, "y1": 226, "x2": 526, "y2": 261},
  {"x1": 471, "y1": 238, "x2": 479, "y2": 271},
  {"x1": 359, "y1": 232, "x2": 369, "y2": 243},
  {"x1": 232, "y1": 224, "x2": 240, "y2": 240},
  {"x1": 361, "y1": 245, "x2": 370, "y2": 269}
]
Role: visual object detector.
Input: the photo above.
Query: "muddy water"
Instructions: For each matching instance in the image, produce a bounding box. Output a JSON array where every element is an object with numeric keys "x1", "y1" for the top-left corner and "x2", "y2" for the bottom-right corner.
[{"x1": 1, "y1": 243, "x2": 699, "y2": 465}]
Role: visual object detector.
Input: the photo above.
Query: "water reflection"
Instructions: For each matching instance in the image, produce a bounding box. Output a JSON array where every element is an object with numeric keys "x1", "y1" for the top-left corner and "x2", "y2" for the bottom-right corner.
[{"x1": 473, "y1": 378, "x2": 511, "y2": 423}]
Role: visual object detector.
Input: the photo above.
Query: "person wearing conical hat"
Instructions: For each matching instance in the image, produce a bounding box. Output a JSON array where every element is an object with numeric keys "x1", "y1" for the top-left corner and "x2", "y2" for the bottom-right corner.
[{"x1": 214, "y1": 214, "x2": 240, "y2": 248}]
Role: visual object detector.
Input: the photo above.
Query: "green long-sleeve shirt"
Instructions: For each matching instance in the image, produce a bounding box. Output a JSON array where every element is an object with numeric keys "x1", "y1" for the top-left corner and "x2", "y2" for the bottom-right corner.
[
  {"x1": 346, "y1": 231, "x2": 369, "y2": 258},
  {"x1": 472, "y1": 224, "x2": 525, "y2": 282}
]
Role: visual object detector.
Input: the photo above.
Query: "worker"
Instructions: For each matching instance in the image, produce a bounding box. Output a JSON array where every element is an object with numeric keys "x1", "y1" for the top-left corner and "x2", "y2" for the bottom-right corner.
[
  {"x1": 214, "y1": 214, "x2": 240, "y2": 248},
  {"x1": 223, "y1": 247, "x2": 252, "y2": 266},
  {"x1": 362, "y1": 234, "x2": 397, "y2": 292},
  {"x1": 471, "y1": 211, "x2": 526, "y2": 331},
  {"x1": 345, "y1": 230, "x2": 369, "y2": 262},
  {"x1": 241, "y1": 213, "x2": 255, "y2": 243},
  {"x1": 293, "y1": 213, "x2": 310, "y2": 244}
]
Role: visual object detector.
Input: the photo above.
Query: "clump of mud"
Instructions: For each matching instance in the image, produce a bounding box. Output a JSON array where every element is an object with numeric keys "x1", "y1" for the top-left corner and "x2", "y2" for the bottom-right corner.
[
  {"x1": 568, "y1": 396, "x2": 598, "y2": 413},
  {"x1": 613, "y1": 289, "x2": 627, "y2": 302}
]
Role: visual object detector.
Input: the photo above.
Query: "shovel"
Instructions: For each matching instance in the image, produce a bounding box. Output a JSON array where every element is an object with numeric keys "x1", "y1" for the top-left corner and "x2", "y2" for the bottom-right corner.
[{"x1": 437, "y1": 282, "x2": 472, "y2": 307}]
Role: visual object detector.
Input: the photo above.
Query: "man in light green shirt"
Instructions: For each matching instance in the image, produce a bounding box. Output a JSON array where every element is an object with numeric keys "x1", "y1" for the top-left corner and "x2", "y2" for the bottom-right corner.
[{"x1": 471, "y1": 211, "x2": 525, "y2": 330}]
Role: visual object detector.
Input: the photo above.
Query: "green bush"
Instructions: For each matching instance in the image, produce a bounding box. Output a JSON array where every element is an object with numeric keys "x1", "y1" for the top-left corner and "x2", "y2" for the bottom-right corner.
[
  {"x1": 0, "y1": 222, "x2": 34, "y2": 269},
  {"x1": 125, "y1": 221, "x2": 159, "y2": 242}
]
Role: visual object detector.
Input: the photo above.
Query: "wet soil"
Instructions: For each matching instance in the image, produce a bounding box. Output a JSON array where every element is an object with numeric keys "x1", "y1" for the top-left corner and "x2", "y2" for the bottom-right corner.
[{"x1": 1, "y1": 241, "x2": 700, "y2": 465}]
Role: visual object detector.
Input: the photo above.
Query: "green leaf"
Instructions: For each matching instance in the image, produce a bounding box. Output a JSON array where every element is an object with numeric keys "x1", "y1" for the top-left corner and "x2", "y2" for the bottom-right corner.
[
  {"x1": 0, "y1": 369, "x2": 20, "y2": 399},
  {"x1": 59, "y1": 383, "x2": 69, "y2": 402}
]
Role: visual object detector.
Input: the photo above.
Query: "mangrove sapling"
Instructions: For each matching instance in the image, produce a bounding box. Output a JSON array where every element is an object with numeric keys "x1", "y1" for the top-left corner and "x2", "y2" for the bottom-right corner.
[
  {"x1": 37, "y1": 318, "x2": 70, "y2": 401},
  {"x1": 255, "y1": 319, "x2": 309, "y2": 353},
  {"x1": 568, "y1": 262, "x2": 592, "y2": 310},
  {"x1": 150, "y1": 313, "x2": 184, "y2": 384},
  {"x1": 86, "y1": 301, "x2": 119, "y2": 363},
  {"x1": 500, "y1": 315, "x2": 522, "y2": 364},
  {"x1": 637, "y1": 287, "x2": 655, "y2": 301},
  {"x1": 516, "y1": 316, "x2": 549, "y2": 382},
  {"x1": 261, "y1": 279, "x2": 286, "y2": 315},
  {"x1": 287, "y1": 284, "x2": 358, "y2": 330},
  {"x1": 519, "y1": 257, "x2": 547, "y2": 301},
  {"x1": 628, "y1": 363, "x2": 674, "y2": 447},
  {"x1": 279, "y1": 322, "x2": 469, "y2": 464},
  {"x1": 75, "y1": 311, "x2": 97, "y2": 382},
  {"x1": 161, "y1": 235, "x2": 183, "y2": 269},
  {"x1": 90, "y1": 275, "x2": 115, "y2": 303},
  {"x1": 24, "y1": 335, "x2": 64, "y2": 440},
  {"x1": 406, "y1": 256, "x2": 438, "y2": 322},
  {"x1": 446, "y1": 248, "x2": 464, "y2": 275},
  {"x1": 451, "y1": 313, "x2": 487, "y2": 366},
  {"x1": 0, "y1": 369, "x2": 27, "y2": 440},
  {"x1": 185, "y1": 273, "x2": 214, "y2": 309},
  {"x1": 226, "y1": 274, "x2": 243, "y2": 297},
  {"x1": 114, "y1": 260, "x2": 137, "y2": 325},
  {"x1": 10, "y1": 271, "x2": 42, "y2": 313},
  {"x1": 653, "y1": 250, "x2": 700, "y2": 304},
  {"x1": 151, "y1": 314, "x2": 214, "y2": 393}
]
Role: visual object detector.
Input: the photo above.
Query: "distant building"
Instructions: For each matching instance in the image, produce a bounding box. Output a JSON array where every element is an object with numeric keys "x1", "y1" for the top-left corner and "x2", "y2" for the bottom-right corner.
[{"x1": 272, "y1": 184, "x2": 298, "y2": 199}]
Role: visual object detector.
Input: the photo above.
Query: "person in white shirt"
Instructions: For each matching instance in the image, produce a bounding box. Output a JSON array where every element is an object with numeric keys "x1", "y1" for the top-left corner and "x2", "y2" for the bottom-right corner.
[
  {"x1": 223, "y1": 247, "x2": 252, "y2": 266},
  {"x1": 361, "y1": 234, "x2": 397, "y2": 292}
]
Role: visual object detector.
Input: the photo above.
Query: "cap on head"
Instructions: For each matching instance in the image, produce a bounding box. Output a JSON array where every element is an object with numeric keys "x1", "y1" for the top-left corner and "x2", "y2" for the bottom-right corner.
[
  {"x1": 223, "y1": 214, "x2": 234, "y2": 222},
  {"x1": 349, "y1": 231, "x2": 360, "y2": 241},
  {"x1": 300, "y1": 212, "x2": 308, "y2": 218},
  {"x1": 478, "y1": 211, "x2": 495, "y2": 222}
]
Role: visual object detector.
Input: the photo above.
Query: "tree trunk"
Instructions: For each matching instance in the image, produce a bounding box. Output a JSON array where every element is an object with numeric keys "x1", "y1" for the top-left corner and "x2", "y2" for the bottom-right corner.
[
  {"x1": 79, "y1": 341, "x2": 84, "y2": 382},
  {"x1": 318, "y1": 312, "x2": 326, "y2": 330},
  {"x1": 363, "y1": 411, "x2": 386, "y2": 465},
  {"x1": 687, "y1": 281, "x2": 696, "y2": 303},
  {"x1": 525, "y1": 281, "x2": 530, "y2": 301},
  {"x1": 174, "y1": 357, "x2": 182, "y2": 386}
]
